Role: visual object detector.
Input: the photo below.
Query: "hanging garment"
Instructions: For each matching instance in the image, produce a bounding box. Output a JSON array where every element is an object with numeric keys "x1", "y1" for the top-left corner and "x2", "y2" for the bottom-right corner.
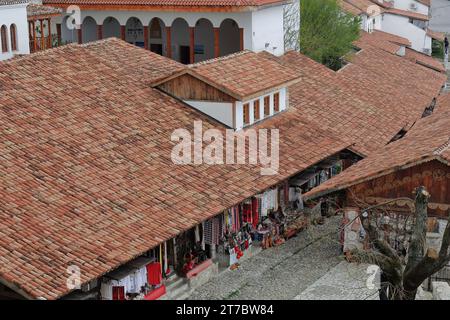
[
  {"x1": 251, "y1": 197, "x2": 259, "y2": 228},
  {"x1": 204, "y1": 219, "x2": 213, "y2": 245},
  {"x1": 146, "y1": 262, "x2": 162, "y2": 286},
  {"x1": 112, "y1": 286, "x2": 125, "y2": 300},
  {"x1": 289, "y1": 187, "x2": 297, "y2": 202},
  {"x1": 297, "y1": 188, "x2": 304, "y2": 210},
  {"x1": 273, "y1": 188, "x2": 279, "y2": 211},
  {"x1": 213, "y1": 217, "x2": 221, "y2": 245},
  {"x1": 243, "y1": 202, "x2": 252, "y2": 224},
  {"x1": 194, "y1": 225, "x2": 200, "y2": 243}
]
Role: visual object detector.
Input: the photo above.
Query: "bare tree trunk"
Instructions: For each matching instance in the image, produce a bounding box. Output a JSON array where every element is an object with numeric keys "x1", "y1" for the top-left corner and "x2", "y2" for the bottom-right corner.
[
  {"x1": 349, "y1": 187, "x2": 450, "y2": 300},
  {"x1": 402, "y1": 186, "x2": 430, "y2": 299}
]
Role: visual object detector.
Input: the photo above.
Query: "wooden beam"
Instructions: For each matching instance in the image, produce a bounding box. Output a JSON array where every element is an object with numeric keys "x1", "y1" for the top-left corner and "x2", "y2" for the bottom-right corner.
[
  {"x1": 166, "y1": 26, "x2": 171, "y2": 58},
  {"x1": 144, "y1": 25, "x2": 149, "y2": 50},
  {"x1": 97, "y1": 24, "x2": 103, "y2": 40},
  {"x1": 40, "y1": 20, "x2": 45, "y2": 49},
  {"x1": 77, "y1": 27, "x2": 82, "y2": 44},
  {"x1": 56, "y1": 23, "x2": 61, "y2": 46},
  {"x1": 33, "y1": 21, "x2": 37, "y2": 52},
  {"x1": 47, "y1": 18, "x2": 52, "y2": 48},
  {"x1": 239, "y1": 28, "x2": 244, "y2": 51},
  {"x1": 213, "y1": 27, "x2": 220, "y2": 58},
  {"x1": 120, "y1": 25, "x2": 126, "y2": 41},
  {"x1": 189, "y1": 26, "x2": 195, "y2": 64}
]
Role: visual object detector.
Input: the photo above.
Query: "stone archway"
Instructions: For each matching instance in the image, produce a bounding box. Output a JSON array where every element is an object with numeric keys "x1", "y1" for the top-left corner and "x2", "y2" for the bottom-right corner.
[
  {"x1": 82, "y1": 16, "x2": 97, "y2": 43},
  {"x1": 125, "y1": 17, "x2": 144, "y2": 47},
  {"x1": 149, "y1": 18, "x2": 166, "y2": 55},
  {"x1": 194, "y1": 18, "x2": 214, "y2": 62},
  {"x1": 171, "y1": 18, "x2": 190, "y2": 64},
  {"x1": 219, "y1": 19, "x2": 240, "y2": 56},
  {"x1": 103, "y1": 16, "x2": 120, "y2": 39}
]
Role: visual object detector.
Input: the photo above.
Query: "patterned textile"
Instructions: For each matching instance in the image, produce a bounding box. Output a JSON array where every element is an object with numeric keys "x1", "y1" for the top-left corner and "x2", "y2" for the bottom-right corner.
[{"x1": 203, "y1": 219, "x2": 213, "y2": 245}]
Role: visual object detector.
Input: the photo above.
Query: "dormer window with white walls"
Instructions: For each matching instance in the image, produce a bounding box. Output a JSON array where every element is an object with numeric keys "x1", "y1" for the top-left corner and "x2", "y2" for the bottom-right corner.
[
  {"x1": 238, "y1": 89, "x2": 286, "y2": 128},
  {"x1": 152, "y1": 50, "x2": 299, "y2": 131}
]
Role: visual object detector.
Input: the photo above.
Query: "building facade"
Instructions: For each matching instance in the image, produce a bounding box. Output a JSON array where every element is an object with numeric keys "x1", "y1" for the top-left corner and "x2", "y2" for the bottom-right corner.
[
  {"x1": 0, "y1": 0, "x2": 30, "y2": 61},
  {"x1": 341, "y1": 0, "x2": 434, "y2": 54},
  {"x1": 43, "y1": 0, "x2": 297, "y2": 63}
]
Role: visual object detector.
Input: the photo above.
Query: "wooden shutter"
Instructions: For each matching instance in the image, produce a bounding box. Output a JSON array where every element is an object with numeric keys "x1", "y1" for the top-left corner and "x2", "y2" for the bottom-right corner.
[
  {"x1": 243, "y1": 103, "x2": 250, "y2": 125},
  {"x1": 10, "y1": 25, "x2": 17, "y2": 51},
  {"x1": 274, "y1": 92, "x2": 280, "y2": 112},
  {"x1": 253, "y1": 100, "x2": 260, "y2": 121},
  {"x1": 1, "y1": 26, "x2": 7, "y2": 53},
  {"x1": 264, "y1": 96, "x2": 270, "y2": 116}
]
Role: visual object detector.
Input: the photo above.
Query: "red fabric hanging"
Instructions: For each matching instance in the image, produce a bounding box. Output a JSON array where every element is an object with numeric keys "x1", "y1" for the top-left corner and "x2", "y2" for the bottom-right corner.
[
  {"x1": 243, "y1": 203, "x2": 252, "y2": 224},
  {"x1": 146, "y1": 262, "x2": 162, "y2": 286},
  {"x1": 251, "y1": 197, "x2": 259, "y2": 228},
  {"x1": 112, "y1": 286, "x2": 125, "y2": 300}
]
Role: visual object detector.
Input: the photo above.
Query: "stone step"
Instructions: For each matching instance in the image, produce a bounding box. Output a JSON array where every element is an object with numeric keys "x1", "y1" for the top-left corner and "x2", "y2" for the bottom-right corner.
[
  {"x1": 165, "y1": 275, "x2": 184, "y2": 291},
  {"x1": 172, "y1": 291, "x2": 191, "y2": 300}
]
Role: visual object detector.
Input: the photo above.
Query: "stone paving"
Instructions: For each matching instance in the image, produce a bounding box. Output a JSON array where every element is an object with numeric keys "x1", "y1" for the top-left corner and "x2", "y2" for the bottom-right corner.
[
  {"x1": 189, "y1": 215, "x2": 347, "y2": 300},
  {"x1": 295, "y1": 262, "x2": 379, "y2": 300}
]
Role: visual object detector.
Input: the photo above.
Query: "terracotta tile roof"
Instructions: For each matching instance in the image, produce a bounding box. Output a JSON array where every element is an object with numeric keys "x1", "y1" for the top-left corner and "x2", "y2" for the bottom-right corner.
[
  {"x1": 272, "y1": 44, "x2": 446, "y2": 156},
  {"x1": 356, "y1": 31, "x2": 445, "y2": 73},
  {"x1": 427, "y1": 28, "x2": 446, "y2": 42},
  {"x1": 42, "y1": 0, "x2": 287, "y2": 8},
  {"x1": 385, "y1": 7, "x2": 429, "y2": 21},
  {"x1": 27, "y1": 4, "x2": 63, "y2": 18},
  {"x1": 435, "y1": 93, "x2": 450, "y2": 115},
  {"x1": 368, "y1": 0, "x2": 394, "y2": 8},
  {"x1": 0, "y1": 39, "x2": 348, "y2": 299},
  {"x1": 154, "y1": 50, "x2": 301, "y2": 101},
  {"x1": 338, "y1": 0, "x2": 363, "y2": 15},
  {"x1": 417, "y1": 0, "x2": 430, "y2": 7},
  {"x1": 356, "y1": 30, "x2": 411, "y2": 49},
  {"x1": 340, "y1": 0, "x2": 384, "y2": 16},
  {"x1": 304, "y1": 111, "x2": 450, "y2": 200},
  {"x1": 79, "y1": 38, "x2": 185, "y2": 84},
  {"x1": 404, "y1": 47, "x2": 446, "y2": 73}
]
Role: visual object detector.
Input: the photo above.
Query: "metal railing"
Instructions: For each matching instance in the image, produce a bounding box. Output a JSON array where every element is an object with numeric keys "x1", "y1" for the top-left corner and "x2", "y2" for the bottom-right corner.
[{"x1": 428, "y1": 266, "x2": 450, "y2": 291}]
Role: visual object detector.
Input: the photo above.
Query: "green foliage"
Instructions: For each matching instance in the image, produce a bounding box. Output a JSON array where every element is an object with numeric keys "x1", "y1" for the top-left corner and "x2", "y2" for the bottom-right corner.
[
  {"x1": 300, "y1": 0, "x2": 361, "y2": 70},
  {"x1": 431, "y1": 39, "x2": 444, "y2": 59}
]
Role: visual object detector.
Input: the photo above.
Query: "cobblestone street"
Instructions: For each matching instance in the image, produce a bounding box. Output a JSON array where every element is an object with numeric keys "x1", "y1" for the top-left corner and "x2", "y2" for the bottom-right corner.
[
  {"x1": 295, "y1": 262, "x2": 379, "y2": 300},
  {"x1": 189, "y1": 216, "x2": 351, "y2": 300}
]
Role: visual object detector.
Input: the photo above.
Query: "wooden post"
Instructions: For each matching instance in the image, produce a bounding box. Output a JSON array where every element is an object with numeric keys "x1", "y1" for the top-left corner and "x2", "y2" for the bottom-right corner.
[
  {"x1": 239, "y1": 28, "x2": 244, "y2": 51},
  {"x1": 32, "y1": 21, "x2": 37, "y2": 52},
  {"x1": 56, "y1": 23, "x2": 61, "y2": 46},
  {"x1": 97, "y1": 24, "x2": 103, "y2": 40},
  {"x1": 173, "y1": 238, "x2": 177, "y2": 267},
  {"x1": 189, "y1": 26, "x2": 195, "y2": 64},
  {"x1": 28, "y1": 21, "x2": 32, "y2": 52},
  {"x1": 143, "y1": 25, "x2": 149, "y2": 50},
  {"x1": 77, "y1": 27, "x2": 82, "y2": 44},
  {"x1": 213, "y1": 27, "x2": 220, "y2": 58},
  {"x1": 166, "y1": 26, "x2": 171, "y2": 58},
  {"x1": 163, "y1": 241, "x2": 168, "y2": 274},
  {"x1": 47, "y1": 18, "x2": 52, "y2": 48},
  {"x1": 40, "y1": 20, "x2": 45, "y2": 49},
  {"x1": 120, "y1": 25, "x2": 126, "y2": 41}
]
